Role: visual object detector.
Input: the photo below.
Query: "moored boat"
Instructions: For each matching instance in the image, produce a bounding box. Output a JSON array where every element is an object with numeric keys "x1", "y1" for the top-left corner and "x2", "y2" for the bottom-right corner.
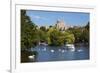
[{"x1": 65, "y1": 44, "x2": 75, "y2": 51}]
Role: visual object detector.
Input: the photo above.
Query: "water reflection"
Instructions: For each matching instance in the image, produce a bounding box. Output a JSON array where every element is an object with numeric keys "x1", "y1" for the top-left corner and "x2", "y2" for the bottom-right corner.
[{"x1": 28, "y1": 44, "x2": 89, "y2": 62}]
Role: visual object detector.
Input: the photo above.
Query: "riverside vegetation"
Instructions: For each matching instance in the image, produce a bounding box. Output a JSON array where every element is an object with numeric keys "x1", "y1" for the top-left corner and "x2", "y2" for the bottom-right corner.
[{"x1": 21, "y1": 10, "x2": 89, "y2": 62}]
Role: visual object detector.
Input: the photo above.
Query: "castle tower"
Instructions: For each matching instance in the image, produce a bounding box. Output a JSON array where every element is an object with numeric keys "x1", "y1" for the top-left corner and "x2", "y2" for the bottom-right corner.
[{"x1": 56, "y1": 20, "x2": 68, "y2": 30}]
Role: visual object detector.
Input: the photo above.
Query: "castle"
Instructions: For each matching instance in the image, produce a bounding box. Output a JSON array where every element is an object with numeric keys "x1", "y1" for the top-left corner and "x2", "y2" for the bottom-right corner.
[
  {"x1": 37, "y1": 20, "x2": 71, "y2": 30},
  {"x1": 56, "y1": 20, "x2": 69, "y2": 31}
]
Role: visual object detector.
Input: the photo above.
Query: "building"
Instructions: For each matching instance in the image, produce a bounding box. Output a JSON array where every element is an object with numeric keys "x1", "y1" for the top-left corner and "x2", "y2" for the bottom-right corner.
[
  {"x1": 56, "y1": 20, "x2": 69, "y2": 31},
  {"x1": 37, "y1": 20, "x2": 71, "y2": 30}
]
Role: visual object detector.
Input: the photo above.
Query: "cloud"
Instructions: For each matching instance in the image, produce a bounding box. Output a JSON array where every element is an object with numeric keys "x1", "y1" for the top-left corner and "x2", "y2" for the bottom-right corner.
[{"x1": 32, "y1": 15, "x2": 43, "y2": 19}]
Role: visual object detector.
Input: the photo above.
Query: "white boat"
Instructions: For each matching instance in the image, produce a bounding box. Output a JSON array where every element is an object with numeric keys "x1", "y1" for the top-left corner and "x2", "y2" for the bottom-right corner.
[
  {"x1": 66, "y1": 44, "x2": 75, "y2": 51},
  {"x1": 39, "y1": 42, "x2": 48, "y2": 46},
  {"x1": 71, "y1": 47, "x2": 75, "y2": 51}
]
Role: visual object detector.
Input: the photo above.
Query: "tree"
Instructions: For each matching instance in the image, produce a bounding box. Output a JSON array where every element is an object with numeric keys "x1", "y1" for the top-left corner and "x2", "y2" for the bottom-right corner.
[
  {"x1": 68, "y1": 22, "x2": 89, "y2": 44},
  {"x1": 38, "y1": 29, "x2": 48, "y2": 42},
  {"x1": 49, "y1": 29, "x2": 60, "y2": 46},
  {"x1": 85, "y1": 22, "x2": 89, "y2": 30},
  {"x1": 21, "y1": 10, "x2": 40, "y2": 62},
  {"x1": 21, "y1": 10, "x2": 37, "y2": 50},
  {"x1": 82, "y1": 22, "x2": 89, "y2": 43},
  {"x1": 64, "y1": 31, "x2": 75, "y2": 44},
  {"x1": 69, "y1": 28, "x2": 82, "y2": 43},
  {"x1": 48, "y1": 28, "x2": 75, "y2": 46},
  {"x1": 40, "y1": 26, "x2": 47, "y2": 32}
]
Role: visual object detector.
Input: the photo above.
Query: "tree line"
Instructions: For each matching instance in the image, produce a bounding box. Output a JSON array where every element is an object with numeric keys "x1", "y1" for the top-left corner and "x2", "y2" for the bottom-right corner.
[{"x1": 21, "y1": 10, "x2": 89, "y2": 50}]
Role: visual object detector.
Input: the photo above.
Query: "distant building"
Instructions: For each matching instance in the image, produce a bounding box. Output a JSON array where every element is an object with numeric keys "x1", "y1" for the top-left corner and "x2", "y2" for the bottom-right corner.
[
  {"x1": 37, "y1": 20, "x2": 73, "y2": 30},
  {"x1": 55, "y1": 20, "x2": 69, "y2": 31}
]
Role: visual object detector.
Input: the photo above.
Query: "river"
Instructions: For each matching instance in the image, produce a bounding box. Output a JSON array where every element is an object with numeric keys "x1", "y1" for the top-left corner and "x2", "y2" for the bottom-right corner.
[{"x1": 29, "y1": 44, "x2": 89, "y2": 62}]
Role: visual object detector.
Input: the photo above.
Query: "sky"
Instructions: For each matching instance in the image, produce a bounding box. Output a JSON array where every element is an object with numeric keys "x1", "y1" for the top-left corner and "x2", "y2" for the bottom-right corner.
[{"x1": 26, "y1": 10, "x2": 90, "y2": 27}]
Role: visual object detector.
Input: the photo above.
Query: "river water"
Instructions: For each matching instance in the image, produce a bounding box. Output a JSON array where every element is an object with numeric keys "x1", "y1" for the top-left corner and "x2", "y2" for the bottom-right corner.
[{"x1": 30, "y1": 45, "x2": 89, "y2": 62}]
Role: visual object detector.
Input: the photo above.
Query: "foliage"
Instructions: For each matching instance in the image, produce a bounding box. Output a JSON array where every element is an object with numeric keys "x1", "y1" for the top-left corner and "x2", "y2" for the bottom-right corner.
[
  {"x1": 48, "y1": 29, "x2": 75, "y2": 46},
  {"x1": 68, "y1": 22, "x2": 89, "y2": 43},
  {"x1": 21, "y1": 10, "x2": 38, "y2": 50},
  {"x1": 21, "y1": 10, "x2": 89, "y2": 50}
]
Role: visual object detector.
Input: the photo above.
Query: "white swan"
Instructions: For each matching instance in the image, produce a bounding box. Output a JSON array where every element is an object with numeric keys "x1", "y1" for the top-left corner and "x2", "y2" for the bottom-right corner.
[
  {"x1": 51, "y1": 49, "x2": 54, "y2": 53},
  {"x1": 62, "y1": 50, "x2": 65, "y2": 53},
  {"x1": 58, "y1": 49, "x2": 61, "y2": 51},
  {"x1": 43, "y1": 47, "x2": 46, "y2": 51},
  {"x1": 77, "y1": 49, "x2": 83, "y2": 52},
  {"x1": 28, "y1": 55, "x2": 35, "y2": 59}
]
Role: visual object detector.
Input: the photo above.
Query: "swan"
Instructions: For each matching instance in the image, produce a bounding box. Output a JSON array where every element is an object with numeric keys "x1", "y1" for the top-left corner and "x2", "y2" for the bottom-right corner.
[
  {"x1": 58, "y1": 49, "x2": 61, "y2": 51},
  {"x1": 62, "y1": 50, "x2": 65, "y2": 53},
  {"x1": 42, "y1": 47, "x2": 46, "y2": 51},
  {"x1": 28, "y1": 54, "x2": 35, "y2": 59},
  {"x1": 51, "y1": 49, "x2": 54, "y2": 53},
  {"x1": 77, "y1": 49, "x2": 83, "y2": 52}
]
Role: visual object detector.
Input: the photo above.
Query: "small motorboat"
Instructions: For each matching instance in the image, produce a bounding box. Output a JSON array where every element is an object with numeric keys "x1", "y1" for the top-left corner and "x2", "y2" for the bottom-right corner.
[{"x1": 66, "y1": 44, "x2": 75, "y2": 51}]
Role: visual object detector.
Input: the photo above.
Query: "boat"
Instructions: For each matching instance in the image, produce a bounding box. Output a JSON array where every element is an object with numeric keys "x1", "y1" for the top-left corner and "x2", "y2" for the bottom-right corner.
[
  {"x1": 39, "y1": 42, "x2": 48, "y2": 46},
  {"x1": 65, "y1": 44, "x2": 75, "y2": 51}
]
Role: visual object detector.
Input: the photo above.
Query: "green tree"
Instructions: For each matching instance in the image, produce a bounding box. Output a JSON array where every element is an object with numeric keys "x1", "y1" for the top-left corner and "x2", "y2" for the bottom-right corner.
[
  {"x1": 64, "y1": 31, "x2": 75, "y2": 44},
  {"x1": 21, "y1": 10, "x2": 37, "y2": 50},
  {"x1": 48, "y1": 28, "x2": 75, "y2": 46},
  {"x1": 38, "y1": 29, "x2": 48, "y2": 42},
  {"x1": 68, "y1": 22, "x2": 89, "y2": 44},
  {"x1": 40, "y1": 26, "x2": 47, "y2": 32}
]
